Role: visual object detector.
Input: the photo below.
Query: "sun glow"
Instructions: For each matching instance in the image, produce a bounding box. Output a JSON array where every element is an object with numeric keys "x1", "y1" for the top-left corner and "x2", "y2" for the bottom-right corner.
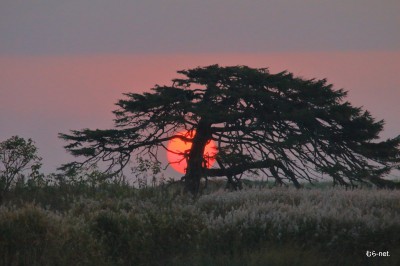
[{"x1": 167, "y1": 130, "x2": 217, "y2": 174}]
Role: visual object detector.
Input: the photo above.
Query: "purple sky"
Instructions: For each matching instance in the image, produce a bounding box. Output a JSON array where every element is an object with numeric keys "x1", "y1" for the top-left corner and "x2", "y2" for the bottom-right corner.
[{"x1": 1, "y1": 1, "x2": 399, "y2": 176}]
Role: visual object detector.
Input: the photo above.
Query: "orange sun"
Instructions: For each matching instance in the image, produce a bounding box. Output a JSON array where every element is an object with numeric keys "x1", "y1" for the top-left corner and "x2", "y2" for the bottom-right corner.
[{"x1": 167, "y1": 130, "x2": 217, "y2": 174}]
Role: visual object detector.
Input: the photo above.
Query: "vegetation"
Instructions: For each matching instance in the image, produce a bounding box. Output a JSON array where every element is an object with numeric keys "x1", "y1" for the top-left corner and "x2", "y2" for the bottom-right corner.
[
  {"x1": 0, "y1": 136, "x2": 42, "y2": 202},
  {"x1": 60, "y1": 65, "x2": 400, "y2": 194},
  {"x1": 1, "y1": 178, "x2": 399, "y2": 266},
  {"x1": 2, "y1": 65, "x2": 400, "y2": 265}
]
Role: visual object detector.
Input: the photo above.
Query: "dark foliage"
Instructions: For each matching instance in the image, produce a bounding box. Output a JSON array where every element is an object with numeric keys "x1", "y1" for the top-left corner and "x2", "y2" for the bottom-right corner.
[
  {"x1": 60, "y1": 65, "x2": 400, "y2": 194},
  {"x1": 0, "y1": 136, "x2": 42, "y2": 201}
]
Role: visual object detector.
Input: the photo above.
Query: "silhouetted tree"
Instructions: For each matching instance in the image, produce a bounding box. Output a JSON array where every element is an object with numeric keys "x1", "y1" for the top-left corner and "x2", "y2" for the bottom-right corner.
[
  {"x1": 0, "y1": 136, "x2": 42, "y2": 200},
  {"x1": 60, "y1": 65, "x2": 400, "y2": 194}
]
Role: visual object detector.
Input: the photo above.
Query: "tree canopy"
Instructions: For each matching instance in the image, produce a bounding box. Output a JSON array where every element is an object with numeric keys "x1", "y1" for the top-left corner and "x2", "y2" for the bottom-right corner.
[
  {"x1": 0, "y1": 136, "x2": 42, "y2": 199},
  {"x1": 60, "y1": 65, "x2": 400, "y2": 194}
]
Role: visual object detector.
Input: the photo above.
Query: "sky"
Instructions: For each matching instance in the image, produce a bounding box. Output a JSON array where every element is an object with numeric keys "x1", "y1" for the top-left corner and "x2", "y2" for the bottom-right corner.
[{"x1": 1, "y1": 1, "x2": 399, "y2": 177}]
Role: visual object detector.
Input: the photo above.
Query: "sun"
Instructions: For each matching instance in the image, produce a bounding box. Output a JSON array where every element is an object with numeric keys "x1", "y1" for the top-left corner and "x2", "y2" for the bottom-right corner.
[{"x1": 167, "y1": 130, "x2": 217, "y2": 174}]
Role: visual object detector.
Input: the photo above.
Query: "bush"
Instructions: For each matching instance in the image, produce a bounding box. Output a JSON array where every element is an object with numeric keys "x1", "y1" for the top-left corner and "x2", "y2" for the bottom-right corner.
[
  {"x1": 1, "y1": 184, "x2": 400, "y2": 265},
  {"x1": 0, "y1": 204, "x2": 105, "y2": 266}
]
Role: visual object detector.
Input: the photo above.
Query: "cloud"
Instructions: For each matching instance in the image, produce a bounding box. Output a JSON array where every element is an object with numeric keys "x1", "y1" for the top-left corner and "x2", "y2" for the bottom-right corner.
[{"x1": 1, "y1": 1, "x2": 399, "y2": 55}]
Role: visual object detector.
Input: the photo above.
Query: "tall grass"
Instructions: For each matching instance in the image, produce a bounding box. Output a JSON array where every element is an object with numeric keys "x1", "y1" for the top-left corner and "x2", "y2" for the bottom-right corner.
[{"x1": 1, "y1": 182, "x2": 399, "y2": 265}]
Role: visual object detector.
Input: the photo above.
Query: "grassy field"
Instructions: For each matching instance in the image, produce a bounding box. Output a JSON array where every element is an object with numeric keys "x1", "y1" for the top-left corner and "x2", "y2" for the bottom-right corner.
[{"x1": 0, "y1": 180, "x2": 399, "y2": 266}]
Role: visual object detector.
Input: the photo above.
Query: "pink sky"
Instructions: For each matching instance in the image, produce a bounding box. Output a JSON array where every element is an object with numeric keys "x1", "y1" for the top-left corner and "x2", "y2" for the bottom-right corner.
[
  {"x1": 2, "y1": 1, "x2": 399, "y2": 176},
  {"x1": 1, "y1": 51, "x2": 399, "y2": 174}
]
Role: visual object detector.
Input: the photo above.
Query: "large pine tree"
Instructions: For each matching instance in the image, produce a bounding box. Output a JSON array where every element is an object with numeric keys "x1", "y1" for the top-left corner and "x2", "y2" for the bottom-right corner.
[{"x1": 60, "y1": 65, "x2": 400, "y2": 194}]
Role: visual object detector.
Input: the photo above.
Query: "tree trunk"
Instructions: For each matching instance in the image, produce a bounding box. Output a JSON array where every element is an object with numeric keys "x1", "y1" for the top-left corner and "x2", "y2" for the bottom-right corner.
[{"x1": 184, "y1": 120, "x2": 212, "y2": 195}]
